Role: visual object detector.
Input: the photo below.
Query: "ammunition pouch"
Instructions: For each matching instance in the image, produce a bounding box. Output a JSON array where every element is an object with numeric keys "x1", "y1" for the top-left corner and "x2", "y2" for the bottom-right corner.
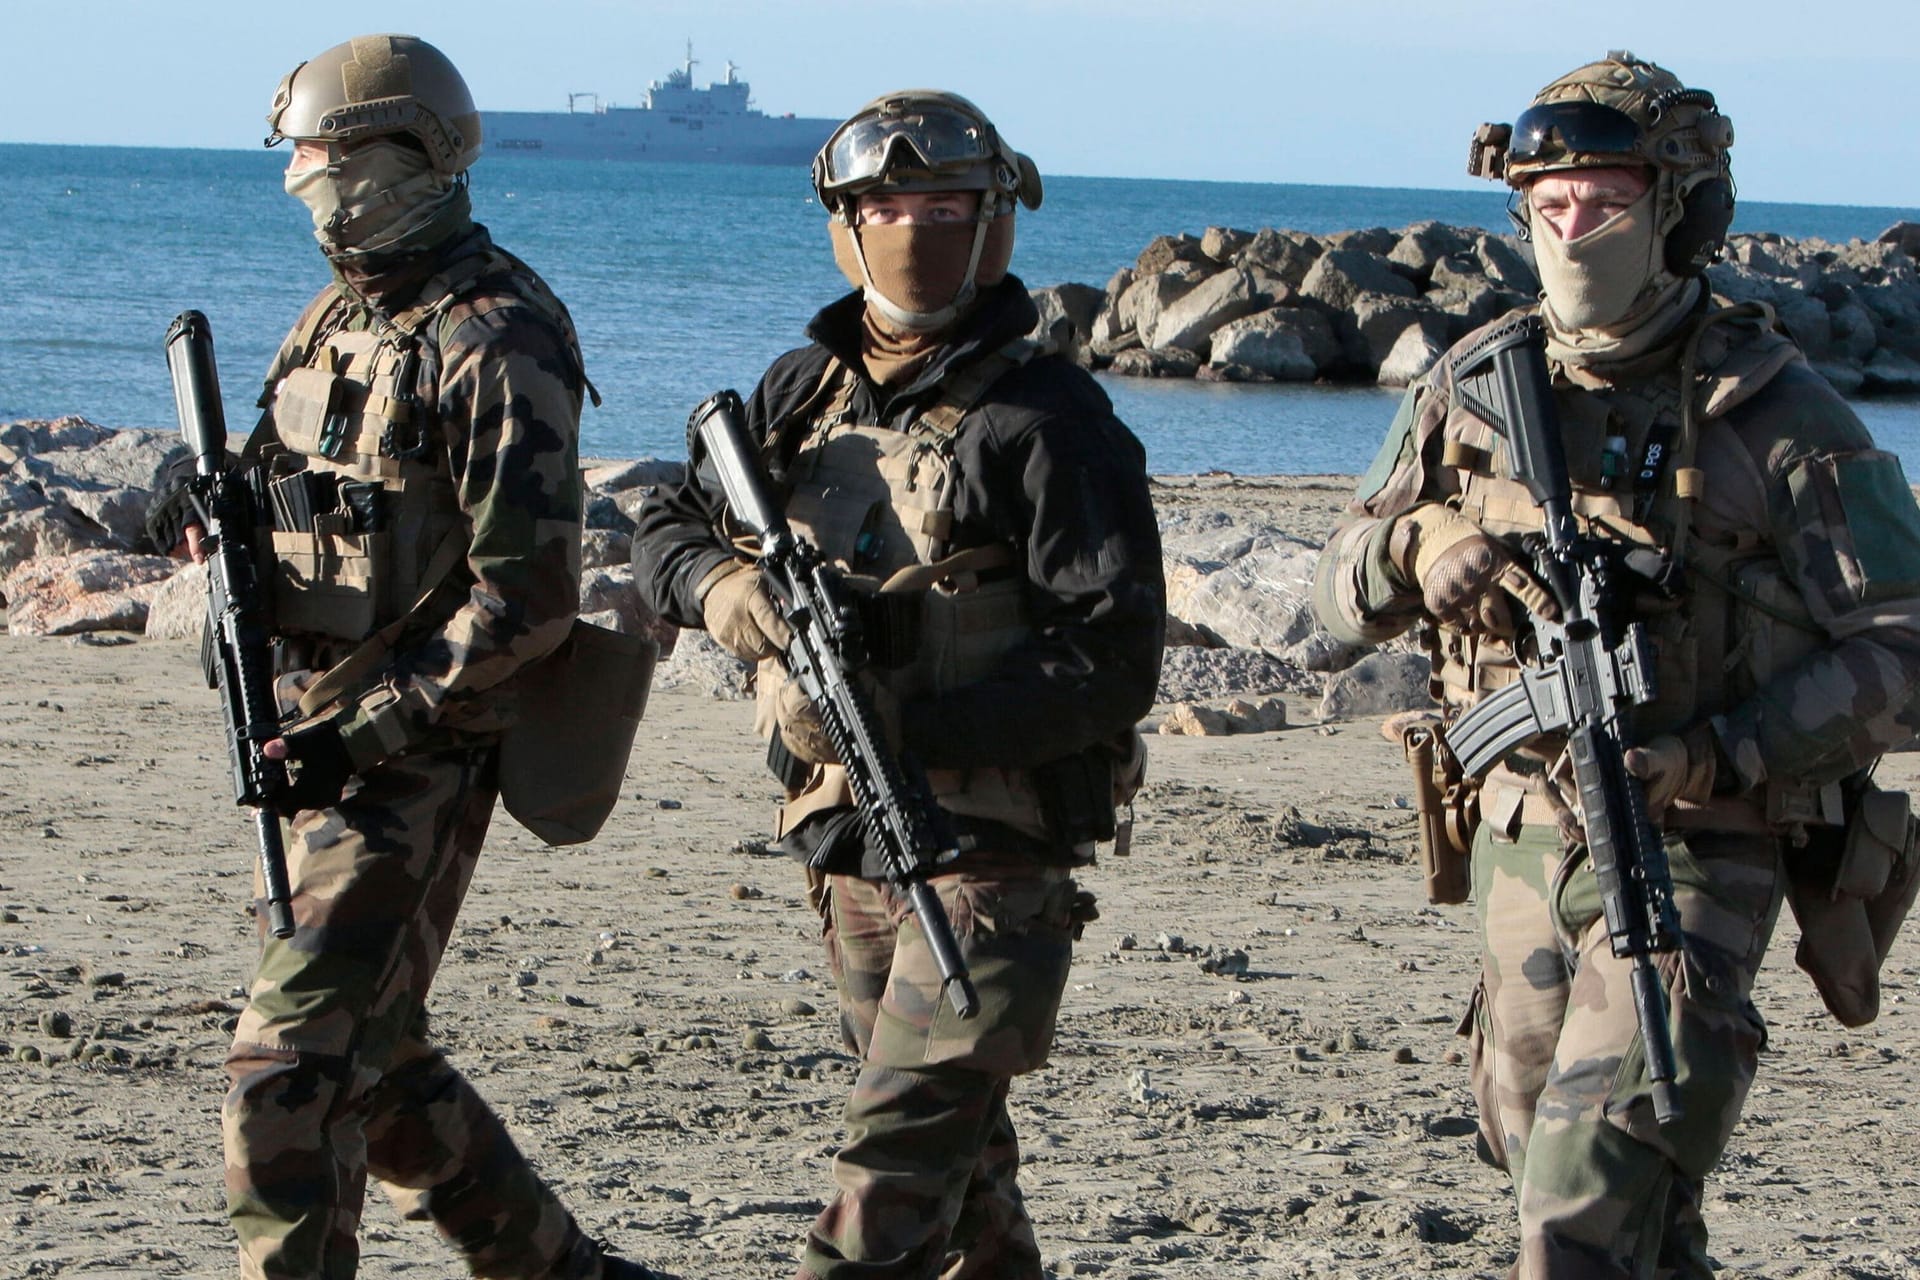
[
  {"x1": 1396, "y1": 714, "x2": 1477, "y2": 904},
  {"x1": 497, "y1": 619, "x2": 657, "y2": 846},
  {"x1": 1785, "y1": 780, "x2": 1920, "y2": 1027}
]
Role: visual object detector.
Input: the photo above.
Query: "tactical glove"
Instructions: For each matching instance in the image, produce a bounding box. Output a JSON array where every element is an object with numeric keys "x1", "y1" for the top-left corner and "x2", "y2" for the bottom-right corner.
[
  {"x1": 1388, "y1": 503, "x2": 1558, "y2": 636},
  {"x1": 699, "y1": 563, "x2": 791, "y2": 662},
  {"x1": 775, "y1": 678, "x2": 838, "y2": 766},
  {"x1": 1624, "y1": 723, "x2": 1719, "y2": 819},
  {"x1": 271, "y1": 719, "x2": 356, "y2": 816}
]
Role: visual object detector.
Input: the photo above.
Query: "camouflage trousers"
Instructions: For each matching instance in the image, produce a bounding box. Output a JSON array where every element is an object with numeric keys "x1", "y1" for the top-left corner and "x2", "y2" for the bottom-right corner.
[
  {"x1": 798, "y1": 854, "x2": 1086, "y2": 1280},
  {"x1": 1466, "y1": 821, "x2": 1782, "y2": 1279},
  {"x1": 223, "y1": 747, "x2": 599, "y2": 1280}
]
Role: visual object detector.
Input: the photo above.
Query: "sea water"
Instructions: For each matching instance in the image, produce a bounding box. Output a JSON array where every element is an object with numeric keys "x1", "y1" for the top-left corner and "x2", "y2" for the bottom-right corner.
[{"x1": 3, "y1": 142, "x2": 1915, "y2": 474}]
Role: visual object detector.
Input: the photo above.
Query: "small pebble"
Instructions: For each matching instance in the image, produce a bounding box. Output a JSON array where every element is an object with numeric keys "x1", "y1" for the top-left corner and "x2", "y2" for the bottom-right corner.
[
  {"x1": 742, "y1": 1028, "x2": 776, "y2": 1051},
  {"x1": 656, "y1": 799, "x2": 683, "y2": 811},
  {"x1": 39, "y1": 1011, "x2": 73, "y2": 1039},
  {"x1": 782, "y1": 998, "x2": 816, "y2": 1017},
  {"x1": 729, "y1": 884, "x2": 763, "y2": 901},
  {"x1": 15, "y1": 1045, "x2": 43, "y2": 1063},
  {"x1": 1393, "y1": 1046, "x2": 1417, "y2": 1064}
]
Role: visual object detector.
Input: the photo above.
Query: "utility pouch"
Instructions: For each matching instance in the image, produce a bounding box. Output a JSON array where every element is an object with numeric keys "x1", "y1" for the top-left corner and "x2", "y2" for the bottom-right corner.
[
  {"x1": 1787, "y1": 782, "x2": 1920, "y2": 1027},
  {"x1": 1031, "y1": 747, "x2": 1117, "y2": 846},
  {"x1": 269, "y1": 528, "x2": 387, "y2": 641},
  {"x1": 275, "y1": 366, "x2": 353, "y2": 459},
  {"x1": 498, "y1": 620, "x2": 657, "y2": 846},
  {"x1": 1399, "y1": 716, "x2": 1475, "y2": 904}
]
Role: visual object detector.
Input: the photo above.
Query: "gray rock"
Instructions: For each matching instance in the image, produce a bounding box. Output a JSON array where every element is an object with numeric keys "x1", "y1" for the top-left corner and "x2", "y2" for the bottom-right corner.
[
  {"x1": 1208, "y1": 310, "x2": 1319, "y2": 381},
  {"x1": 1165, "y1": 544, "x2": 1320, "y2": 651},
  {"x1": 1300, "y1": 249, "x2": 1418, "y2": 313},
  {"x1": 1476, "y1": 234, "x2": 1540, "y2": 294},
  {"x1": 142, "y1": 562, "x2": 207, "y2": 640},
  {"x1": 1387, "y1": 222, "x2": 1476, "y2": 286},
  {"x1": 585, "y1": 492, "x2": 636, "y2": 534},
  {"x1": 1158, "y1": 702, "x2": 1235, "y2": 736},
  {"x1": 652, "y1": 629, "x2": 753, "y2": 700},
  {"x1": 3, "y1": 551, "x2": 176, "y2": 635},
  {"x1": 1863, "y1": 351, "x2": 1920, "y2": 393},
  {"x1": 1155, "y1": 644, "x2": 1316, "y2": 703},
  {"x1": 584, "y1": 458, "x2": 682, "y2": 492},
  {"x1": 1775, "y1": 294, "x2": 1834, "y2": 362},
  {"x1": 1135, "y1": 233, "x2": 1209, "y2": 275},
  {"x1": 1350, "y1": 296, "x2": 1448, "y2": 376},
  {"x1": 1877, "y1": 221, "x2": 1920, "y2": 259},
  {"x1": 1279, "y1": 627, "x2": 1367, "y2": 673},
  {"x1": 1115, "y1": 268, "x2": 1207, "y2": 349},
  {"x1": 1030, "y1": 283, "x2": 1106, "y2": 357},
  {"x1": 1224, "y1": 696, "x2": 1288, "y2": 733},
  {"x1": 1235, "y1": 229, "x2": 1321, "y2": 288},
  {"x1": 581, "y1": 528, "x2": 633, "y2": 569},
  {"x1": 1317, "y1": 652, "x2": 1434, "y2": 721},
  {"x1": 0, "y1": 417, "x2": 115, "y2": 458},
  {"x1": 1831, "y1": 300, "x2": 1879, "y2": 362},
  {"x1": 1324, "y1": 227, "x2": 1398, "y2": 256},
  {"x1": 1109, "y1": 347, "x2": 1202, "y2": 379},
  {"x1": 578, "y1": 564, "x2": 652, "y2": 635},
  {"x1": 1812, "y1": 362, "x2": 1868, "y2": 396},
  {"x1": 1150, "y1": 268, "x2": 1270, "y2": 355},
  {"x1": 1200, "y1": 226, "x2": 1255, "y2": 264},
  {"x1": 1375, "y1": 319, "x2": 1449, "y2": 387},
  {"x1": 0, "y1": 487, "x2": 119, "y2": 581}
]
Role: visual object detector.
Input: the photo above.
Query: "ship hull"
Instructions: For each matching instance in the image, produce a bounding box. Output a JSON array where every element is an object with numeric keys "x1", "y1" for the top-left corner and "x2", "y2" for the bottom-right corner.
[{"x1": 482, "y1": 108, "x2": 835, "y2": 166}]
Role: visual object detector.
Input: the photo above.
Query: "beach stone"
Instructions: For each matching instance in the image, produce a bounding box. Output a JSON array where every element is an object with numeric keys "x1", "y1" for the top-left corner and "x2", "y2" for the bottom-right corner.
[
  {"x1": 1325, "y1": 227, "x2": 1398, "y2": 256},
  {"x1": 0, "y1": 488, "x2": 121, "y2": 580},
  {"x1": 1164, "y1": 543, "x2": 1320, "y2": 651},
  {"x1": 1280, "y1": 627, "x2": 1367, "y2": 673},
  {"x1": 1476, "y1": 234, "x2": 1539, "y2": 294},
  {"x1": 1350, "y1": 297, "x2": 1448, "y2": 379},
  {"x1": 1208, "y1": 311, "x2": 1318, "y2": 381},
  {"x1": 1375, "y1": 319, "x2": 1450, "y2": 387},
  {"x1": 1158, "y1": 702, "x2": 1235, "y2": 736},
  {"x1": 1116, "y1": 267, "x2": 1208, "y2": 347},
  {"x1": 1236, "y1": 229, "x2": 1322, "y2": 288},
  {"x1": 1108, "y1": 347, "x2": 1202, "y2": 379},
  {"x1": 4, "y1": 551, "x2": 175, "y2": 635},
  {"x1": 1864, "y1": 351, "x2": 1920, "y2": 393},
  {"x1": 581, "y1": 528, "x2": 632, "y2": 569},
  {"x1": 652, "y1": 629, "x2": 752, "y2": 700},
  {"x1": 1155, "y1": 644, "x2": 1316, "y2": 702},
  {"x1": 1318, "y1": 652, "x2": 1434, "y2": 721},
  {"x1": 1387, "y1": 222, "x2": 1476, "y2": 285},
  {"x1": 1150, "y1": 268, "x2": 1270, "y2": 355},
  {"x1": 1301, "y1": 249, "x2": 1418, "y2": 314},
  {"x1": 1030, "y1": 283, "x2": 1105, "y2": 358},
  {"x1": 1134, "y1": 233, "x2": 1209, "y2": 275},
  {"x1": 578, "y1": 563, "x2": 650, "y2": 634},
  {"x1": 1200, "y1": 226, "x2": 1255, "y2": 264},
  {"x1": 583, "y1": 492, "x2": 636, "y2": 534},
  {"x1": 1813, "y1": 362, "x2": 1868, "y2": 396},
  {"x1": 1878, "y1": 221, "x2": 1920, "y2": 259},
  {"x1": 1224, "y1": 697, "x2": 1288, "y2": 732},
  {"x1": 585, "y1": 457, "x2": 681, "y2": 492},
  {"x1": 1830, "y1": 300, "x2": 1879, "y2": 363},
  {"x1": 142, "y1": 561, "x2": 206, "y2": 640}
]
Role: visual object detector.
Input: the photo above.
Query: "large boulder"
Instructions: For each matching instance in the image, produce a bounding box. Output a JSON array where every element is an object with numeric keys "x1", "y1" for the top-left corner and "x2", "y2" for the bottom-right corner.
[
  {"x1": 1200, "y1": 226, "x2": 1255, "y2": 264},
  {"x1": 1300, "y1": 249, "x2": 1419, "y2": 313},
  {"x1": 1317, "y1": 652, "x2": 1434, "y2": 721},
  {"x1": 1476, "y1": 234, "x2": 1540, "y2": 294},
  {"x1": 1109, "y1": 347, "x2": 1202, "y2": 379},
  {"x1": 1387, "y1": 222, "x2": 1477, "y2": 286},
  {"x1": 1156, "y1": 644, "x2": 1317, "y2": 702},
  {"x1": 651, "y1": 629, "x2": 752, "y2": 700},
  {"x1": 0, "y1": 482, "x2": 120, "y2": 580},
  {"x1": 1350, "y1": 295, "x2": 1448, "y2": 375},
  {"x1": 1863, "y1": 351, "x2": 1920, "y2": 393},
  {"x1": 1030, "y1": 283, "x2": 1106, "y2": 359},
  {"x1": 1135, "y1": 233, "x2": 1209, "y2": 276},
  {"x1": 1164, "y1": 542, "x2": 1321, "y2": 651},
  {"x1": 1878, "y1": 221, "x2": 1920, "y2": 259},
  {"x1": 143, "y1": 562, "x2": 207, "y2": 640},
  {"x1": 1208, "y1": 311, "x2": 1319, "y2": 381},
  {"x1": 1115, "y1": 266, "x2": 1209, "y2": 349},
  {"x1": 1236, "y1": 230, "x2": 1322, "y2": 288},
  {"x1": 584, "y1": 457, "x2": 681, "y2": 491},
  {"x1": 1375, "y1": 318, "x2": 1451, "y2": 387},
  {"x1": 1149, "y1": 268, "x2": 1271, "y2": 355},
  {"x1": 4, "y1": 550, "x2": 176, "y2": 635},
  {"x1": 1324, "y1": 227, "x2": 1399, "y2": 257}
]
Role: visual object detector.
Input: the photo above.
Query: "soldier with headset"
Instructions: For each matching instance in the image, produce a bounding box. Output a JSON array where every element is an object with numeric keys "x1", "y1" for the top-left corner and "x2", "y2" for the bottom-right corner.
[{"x1": 1313, "y1": 52, "x2": 1920, "y2": 1278}]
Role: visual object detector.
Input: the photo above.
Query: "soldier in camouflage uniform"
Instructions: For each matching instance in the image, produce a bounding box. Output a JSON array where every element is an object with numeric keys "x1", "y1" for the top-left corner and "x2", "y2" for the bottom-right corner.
[
  {"x1": 1312, "y1": 53, "x2": 1920, "y2": 1279},
  {"x1": 153, "y1": 35, "x2": 664, "y2": 1280},
  {"x1": 632, "y1": 91, "x2": 1165, "y2": 1280}
]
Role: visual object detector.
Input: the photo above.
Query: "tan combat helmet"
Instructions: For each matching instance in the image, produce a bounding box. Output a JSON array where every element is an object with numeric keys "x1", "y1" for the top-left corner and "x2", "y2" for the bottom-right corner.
[
  {"x1": 1468, "y1": 51, "x2": 1736, "y2": 275},
  {"x1": 265, "y1": 34, "x2": 482, "y2": 175}
]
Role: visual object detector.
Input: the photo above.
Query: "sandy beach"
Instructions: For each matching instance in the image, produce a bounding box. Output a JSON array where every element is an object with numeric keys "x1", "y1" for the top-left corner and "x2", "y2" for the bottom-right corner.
[{"x1": 3, "y1": 475, "x2": 1918, "y2": 1279}]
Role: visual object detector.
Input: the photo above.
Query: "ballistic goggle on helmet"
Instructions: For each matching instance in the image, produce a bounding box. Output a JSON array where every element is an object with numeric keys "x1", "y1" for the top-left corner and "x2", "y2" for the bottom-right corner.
[
  {"x1": 265, "y1": 34, "x2": 482, "y2": 175},
  {"x1": 812, "y1": 90, "x2": 1042, "y2": 219},
  {"x1": 1466, "y1": 52, "x2": 1736, "y2": 274}
]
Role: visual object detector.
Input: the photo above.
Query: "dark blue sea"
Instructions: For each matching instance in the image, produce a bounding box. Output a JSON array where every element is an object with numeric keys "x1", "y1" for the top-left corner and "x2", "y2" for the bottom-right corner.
[{"x1": 4, "y1": 142, "x2": 1916, "y2": 475}]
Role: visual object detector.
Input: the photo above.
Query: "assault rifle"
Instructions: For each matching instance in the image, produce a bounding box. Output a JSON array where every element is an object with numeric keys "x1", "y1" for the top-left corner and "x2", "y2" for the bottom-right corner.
[
  {"x1": 1443, "y1": 313, "x2": 1685, "y2": 1125},
  {"x1": 688, "y1": 390, "x2": 980, "y2": 1019},
  {"x1": 164, "y1": 311, "x2": 296, "y2": 939}
]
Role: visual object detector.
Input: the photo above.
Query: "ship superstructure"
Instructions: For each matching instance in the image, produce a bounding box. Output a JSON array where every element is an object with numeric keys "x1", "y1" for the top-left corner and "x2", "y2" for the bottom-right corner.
[{"x1": 482, "y1": 43, "x2": 835, "y2": 166}]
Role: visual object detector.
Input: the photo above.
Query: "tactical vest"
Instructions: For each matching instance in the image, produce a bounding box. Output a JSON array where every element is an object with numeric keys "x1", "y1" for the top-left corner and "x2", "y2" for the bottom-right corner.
[
  {"x1": 764, "y1": 342, "x2": 1060, "y2": 845},
  {"x1": 254, "y1": 247, "x2": 584, "y2": 646},
  {"x1": 1436, "y1": 304, "x2": 1825, "y2": 819}
]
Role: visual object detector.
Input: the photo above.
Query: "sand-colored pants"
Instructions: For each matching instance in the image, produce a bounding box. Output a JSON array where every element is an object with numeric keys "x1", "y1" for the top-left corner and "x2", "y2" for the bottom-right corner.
[
  {"x1": 798, "y1": 857, "x2": 1083, "y2": 1280},
  {"x1": 222, "y1": 748, "x2": 596, "y2": 1280},
  {"x1": 1467, "y1": 821, "x2": 1781, "y2": 1279}
]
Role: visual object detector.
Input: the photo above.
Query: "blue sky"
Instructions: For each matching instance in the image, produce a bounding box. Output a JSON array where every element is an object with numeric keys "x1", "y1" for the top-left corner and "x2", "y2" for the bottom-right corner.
[{"x1": 5, "y1": 0, "x2": 1916, "y2": 207}]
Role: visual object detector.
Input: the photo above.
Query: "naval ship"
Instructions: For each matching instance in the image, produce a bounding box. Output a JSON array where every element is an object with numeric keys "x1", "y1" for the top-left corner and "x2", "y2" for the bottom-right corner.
[{"x1": 482, "y1": 45, "x2": 836, "y2": 166}]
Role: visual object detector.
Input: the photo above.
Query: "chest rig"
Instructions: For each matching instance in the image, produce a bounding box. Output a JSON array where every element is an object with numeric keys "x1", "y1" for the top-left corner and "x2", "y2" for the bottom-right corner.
[
  {"x1": 1436, "y1": 304, "x2": 1818, "y2": 815},
  {"x1": 764, "y1": 342, "x2": 1057, "y2": 843},
  {"x1": 255, "y1": 249, "x2": 577, "y2": 646}
]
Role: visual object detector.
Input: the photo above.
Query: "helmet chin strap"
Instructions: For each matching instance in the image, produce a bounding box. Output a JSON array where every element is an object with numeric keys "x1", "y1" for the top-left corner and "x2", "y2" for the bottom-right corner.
[{"x1": 845, "y1": 202, "x2": 995, "y2": 333}]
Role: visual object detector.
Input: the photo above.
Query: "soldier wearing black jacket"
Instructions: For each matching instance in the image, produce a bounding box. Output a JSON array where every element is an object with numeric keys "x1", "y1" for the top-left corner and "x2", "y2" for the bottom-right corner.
[{"x1": 633, "y1": 90, "x2": 1163, "y2": 1280}]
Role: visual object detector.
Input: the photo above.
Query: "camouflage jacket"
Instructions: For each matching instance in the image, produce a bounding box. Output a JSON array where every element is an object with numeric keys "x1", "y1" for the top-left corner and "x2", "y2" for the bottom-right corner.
[
  {"x1": 254, "y1": 225, "x2": 587, "y2": 770},
  {"x1": 1313, "y1": 303, "x2": 1920, "y2": 794}
]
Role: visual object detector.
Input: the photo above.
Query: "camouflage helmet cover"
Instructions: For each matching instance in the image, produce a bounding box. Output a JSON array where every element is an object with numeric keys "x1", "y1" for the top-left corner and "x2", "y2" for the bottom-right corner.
[
  {"x1": 266, "y1": 34, "x2": 482, "y2": 175},
  {"x1": 812, "y1": 89, "x2": 1042, "y2": 219}
]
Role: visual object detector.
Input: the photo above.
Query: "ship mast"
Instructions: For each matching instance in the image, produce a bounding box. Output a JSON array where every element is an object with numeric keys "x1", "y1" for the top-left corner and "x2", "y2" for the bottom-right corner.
[{"x1": 683, "y1": 40, "x2": 697, "y2": 84}]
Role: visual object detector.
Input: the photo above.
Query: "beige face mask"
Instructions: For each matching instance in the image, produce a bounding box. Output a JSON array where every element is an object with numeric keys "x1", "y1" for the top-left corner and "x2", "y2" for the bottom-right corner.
[
  {"x1": 1531, "y1": 185, "x2": 1665, "y2": 331},
  {"x1": 830, "y1": 216, "x2": 1014, "y2": 332},
  {"x1": 283, "y1": 139, "x2": 458, "y2": 257}
]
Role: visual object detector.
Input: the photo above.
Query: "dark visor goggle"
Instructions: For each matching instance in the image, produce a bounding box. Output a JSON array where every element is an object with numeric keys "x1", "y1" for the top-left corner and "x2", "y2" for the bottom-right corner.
[
  {"x1": 819, "y1": 105, "x2": 995, "y2": 191},
  {"x1": 1508, "y1": 100, "x2": 1644, "y2": 165}
]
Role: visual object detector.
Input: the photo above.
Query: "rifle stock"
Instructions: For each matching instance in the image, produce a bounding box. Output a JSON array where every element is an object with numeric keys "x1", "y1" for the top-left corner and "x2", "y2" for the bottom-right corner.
[
  {"x1": 164, "y1": 311, "x2": 296, "y2": 939},
  {"x1": 688, "y1": 390, "x2": 980, "y2": 1019},
  {"x1": 1446, "y1": 314, "x2": 1685, "y2": 1125}
]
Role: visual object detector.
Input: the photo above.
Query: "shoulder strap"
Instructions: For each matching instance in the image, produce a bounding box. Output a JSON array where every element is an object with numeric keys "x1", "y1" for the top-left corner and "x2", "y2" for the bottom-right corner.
[
  {"x1": 912, "y1": 337, "x2": 1041, "y2": 450},
  {"x1": 294, "y1": 527, "x2": 471, "y2": 718}
]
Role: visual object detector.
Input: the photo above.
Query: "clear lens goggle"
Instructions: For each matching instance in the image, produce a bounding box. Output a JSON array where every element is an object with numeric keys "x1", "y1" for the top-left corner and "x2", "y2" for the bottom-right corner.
[{"x1": 818, "y1": 103, "x2": 997, "y2": 194}]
